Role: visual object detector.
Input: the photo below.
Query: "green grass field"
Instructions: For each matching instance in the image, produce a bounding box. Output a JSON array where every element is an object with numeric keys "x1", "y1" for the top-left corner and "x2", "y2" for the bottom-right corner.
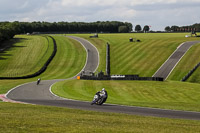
[
  {"x1": 0, "y1": 35, "x2": 53, "y2": 77},
  {"x1": 0, "y1": 35, "x2": 86, "y2": 94},
  {"x1": 73, "y1": 33, "x2": 200, "y2": 77},
  {"x1": 187, "y1": 66, "x2": 200, "y2": 83},
  {"x1": 1, "y1": 102, "x2": 200, "y2": 133},
  {"x1": 39, "y1": 36, "x2": 86, "y2": 79},
  {"x1": 52, "y1": 79, "x2": 200, "y2": 112},
  {"x1": 69, "y1": 34, "x2": 107, "y2": 73},
  {"x1": 52, "y1": 33, "x2": 200, "y2": 112},
  {"x1": 1, "y1": 33, "x2": 200, "y2": 132},
  {"x1": 168, "y1": 42, "x2": 200, "y2": 81}
]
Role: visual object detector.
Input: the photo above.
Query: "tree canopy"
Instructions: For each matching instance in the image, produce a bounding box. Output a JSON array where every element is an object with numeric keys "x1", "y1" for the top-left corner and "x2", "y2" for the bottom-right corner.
[
  {"x1": 165, "y1": 23, "x2": 200, "y2": 32},
  {"x1": 0, "y1": 22, "x2": 20, "y2": 43},
  {"x1": 0, "y1": 21, "x2": 133, "y2": 43},
  {"x1": 143, "y1": 25, "x2": 150, "y2": 33},
  {"x1": 135, "y1": 25, "x2": 142, "y2": 32},
  {"x1": 118, "y1": 26, "x2": 129, "y2": 33},
  {"x1": 164, "y1": 26, "x2": 171, "y2": 32}
]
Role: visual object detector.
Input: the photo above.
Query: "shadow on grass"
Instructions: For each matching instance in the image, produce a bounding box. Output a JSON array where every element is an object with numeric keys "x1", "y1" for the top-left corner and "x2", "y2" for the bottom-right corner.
[{"x1": 0, "y1": 38, "x2": 28, "y2": 60}]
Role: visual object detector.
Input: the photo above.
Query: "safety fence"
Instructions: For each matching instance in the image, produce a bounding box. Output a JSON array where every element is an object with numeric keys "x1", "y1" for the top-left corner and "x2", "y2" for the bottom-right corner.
[
  {"x1": 181, "y1": 62, "x2": 200, "y2": 81},
  {"x1": 106, "y1": 43, "x2": 110, "y2": 76},
  {"x1": 79, "y1": 74, "x2": 163, "y2": 81}
]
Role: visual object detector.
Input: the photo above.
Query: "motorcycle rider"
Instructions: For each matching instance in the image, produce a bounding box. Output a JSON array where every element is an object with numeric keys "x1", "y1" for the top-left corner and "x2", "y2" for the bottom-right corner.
[
  {"x1": 91, "y1": 88, "x2": 108, "y2": 105},
  {"x1": 100, "y1": 88, "x2": 107, "y2": 98},
  {"x1": 37, "y1": 78, "x2": 41, "y2": 85},
  {"x1": 99, "y1": 88, "x2": 108, "y2": 103}
]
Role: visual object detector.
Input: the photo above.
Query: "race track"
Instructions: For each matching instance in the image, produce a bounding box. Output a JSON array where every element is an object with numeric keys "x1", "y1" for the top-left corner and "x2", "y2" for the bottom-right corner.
[
  {"x1": 153, "y1": 41, "x2": 200, "y2": 80},
  {"x1": 6, "y1": 36, "x2": 200, "y2": 120}
]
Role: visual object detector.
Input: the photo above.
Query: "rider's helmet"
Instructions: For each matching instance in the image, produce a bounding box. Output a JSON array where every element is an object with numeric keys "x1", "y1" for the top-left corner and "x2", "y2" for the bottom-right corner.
[{"x1": 102, "y1": 88, "x2": 105, "y2": 91}]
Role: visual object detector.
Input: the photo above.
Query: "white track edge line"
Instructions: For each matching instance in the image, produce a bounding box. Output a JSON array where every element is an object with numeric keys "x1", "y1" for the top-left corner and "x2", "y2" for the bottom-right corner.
[
  {"x1": 165, "y1": 45, "x2": 193, "y2": 80},
  {"x1": 152, "y1": 42, "x2": 185, "y2": 78},
  {"x1": 49, "y1": 83, "x2": 200, "y2": 114},
  {"x1": 67, "y1": 36, "x2": 100, "y2": 73}
]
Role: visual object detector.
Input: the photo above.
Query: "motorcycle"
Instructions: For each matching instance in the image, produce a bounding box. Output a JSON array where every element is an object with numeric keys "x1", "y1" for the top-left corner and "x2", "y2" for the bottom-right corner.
[
  {"x1": 91, "y1": 92, "x2": 107, "y2": 105},
  {"x1": 37, "y1": 79, "x2": 41, "y2": 85}
]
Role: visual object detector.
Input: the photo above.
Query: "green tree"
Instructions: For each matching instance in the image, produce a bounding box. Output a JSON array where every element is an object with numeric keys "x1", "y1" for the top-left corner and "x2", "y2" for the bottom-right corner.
[
  {"x1": 118, "y1": 26, "x2": 129, "y2": 33},
  {"x1": 165, "y1": 26, "x2": 171, "y2": 32},
  {"x1": 135, "y1": 25, "x2": 142, "y2": 32},
  {"x1": 125, "y1": 22, "x2": 133, "y2": 32},
  {"x1": 171, "y1": 25, "x2": 179, "y2": 32},
  {"x1": 143, "y1": 25, "x2": 150, "y2": 33}
]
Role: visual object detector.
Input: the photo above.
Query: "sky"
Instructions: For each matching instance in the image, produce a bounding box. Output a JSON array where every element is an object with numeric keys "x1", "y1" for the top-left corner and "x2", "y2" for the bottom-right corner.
[{"x1": 0, "y1": 0, "x2": 200, "y2": 31}]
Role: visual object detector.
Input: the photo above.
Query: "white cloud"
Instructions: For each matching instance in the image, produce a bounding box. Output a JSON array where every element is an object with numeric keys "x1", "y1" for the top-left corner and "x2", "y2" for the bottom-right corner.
[
  {"x1": 61, "y1": 0, "x2": 119, "y2": 7},
  {"x1": 0, "y1": 0, "x2": 199, "y2": 30}
]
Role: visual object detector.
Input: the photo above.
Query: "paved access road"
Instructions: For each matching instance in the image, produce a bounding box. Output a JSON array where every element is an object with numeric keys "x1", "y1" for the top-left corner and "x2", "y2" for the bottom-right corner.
[
  {"x1": 6, "y1": 37, "x2": 200, "y2": 120},
  {"x1": 153, "y1": 41, "x2": 200, "y2": 80}
]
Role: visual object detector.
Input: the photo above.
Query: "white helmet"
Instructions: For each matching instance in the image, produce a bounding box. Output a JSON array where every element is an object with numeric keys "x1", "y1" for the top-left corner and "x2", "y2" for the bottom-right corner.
[{"x1": 102, "y1": 88, "x2": 105, "y2": 91}]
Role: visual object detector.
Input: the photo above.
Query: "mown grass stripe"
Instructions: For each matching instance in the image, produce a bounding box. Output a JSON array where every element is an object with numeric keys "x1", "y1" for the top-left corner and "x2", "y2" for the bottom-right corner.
[
  {"x1": 74, "y1": 33, "x2": 200, "y2": 79},
  {"x1": 111, "y1": 45, "x2": 144, "y2": 74},
  {"x1": 52, "y1": 79, "x2": 200, "y2": 112},
  {"x1": 2, "y1": 33, "x2": 200, "y2": 132},
  {"x1": 55, "y1": 37, "x2": 73, "y2": 77},
  {"x1": 118, "y1": 41, "x2": 155, "y2": 75},
  {"x1": 38, "y1": 35, "x2": 86, "y2": 79},
  {"x1": 40, "y1": 36, "x2": 70, "y2": 79},
  {"x1": 0, "y1": 35, "x2": 53, "y2": 78},
  {"x1": 1, "y1": 102, "x2": 200, "y2": 132}
]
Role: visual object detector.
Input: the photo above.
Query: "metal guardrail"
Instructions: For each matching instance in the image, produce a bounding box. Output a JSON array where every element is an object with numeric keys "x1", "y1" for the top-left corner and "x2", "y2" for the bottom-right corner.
[
  {"x1": 106, "y1": 43, "x2": 110, "y2": 76},
  {"x1": 80, "y1": 74, "x2": 163, "y2": 81},
  {"x1": 181, "y1": 62, "x2": 200, "y2": 81}
]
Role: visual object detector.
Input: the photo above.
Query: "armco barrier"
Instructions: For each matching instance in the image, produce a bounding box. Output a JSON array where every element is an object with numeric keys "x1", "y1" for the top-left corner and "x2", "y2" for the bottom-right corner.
[
  {"x1": 80, "y1": 75, "x2": 164, "y2": 81},
  {"x1": 0, "y1": 35, "x2": 57, "y2": 79},
  {"x1": 181, "y1": 62, "x2": 200, "y2": 81},
  {"x1": 106, "y1": 43, "x2": 110, "y2": 76}
]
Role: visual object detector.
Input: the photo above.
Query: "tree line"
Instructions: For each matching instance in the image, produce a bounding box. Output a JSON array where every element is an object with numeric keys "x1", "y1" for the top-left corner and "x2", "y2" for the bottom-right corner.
[
  {"x1": 134, "y1": 25, "x2": 150, "y2": 33},
  {"x1": 0, "y1": 22, "x2": 20, "y2": 43},
  {"x1": 165, "y1": 23, "x2": 200, "y2": 32},
  {"x1": 0, "y1": 21, "x2": 132, "y2": 43}
]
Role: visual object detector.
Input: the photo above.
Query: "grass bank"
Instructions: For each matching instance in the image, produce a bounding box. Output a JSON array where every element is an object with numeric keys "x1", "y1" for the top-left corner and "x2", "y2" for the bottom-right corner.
[
  {"x1": 68, "y1": 34, "x2": 107, "y2": 73},
  {"x1": 0, "y1": 102, "x2": 200, "y2": 133},
  {"x1": 52, "y1": 79, "x2": 200, "y2": 112},
  {"x1": 39, "y1": 36, "x2": 86, "y2": 79},
  {"x1": 0, "y1": 35, "x2": 53, "y2": 77},
  {"x1": 168, "y1": 42, "x2": 200, "y2": 81},
  {"x1": 72, "y1": 33, "x2": 200, "y2": 77},
  {"x1": 1, "y1": 33, "x2": 200, "y2": 132},
  {"x1": 0, "y1": 35, "x2": 86, "y2": 94}
]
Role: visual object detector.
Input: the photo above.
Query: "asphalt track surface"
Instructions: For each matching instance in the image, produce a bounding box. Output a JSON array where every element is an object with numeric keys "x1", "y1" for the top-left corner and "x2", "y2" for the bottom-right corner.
[
  {"x1": 6, "y1": 37, "x2": 200, "y2": 120},
  {"x1": 153, "y1": 41, "x2": 200, "y2": 80}
]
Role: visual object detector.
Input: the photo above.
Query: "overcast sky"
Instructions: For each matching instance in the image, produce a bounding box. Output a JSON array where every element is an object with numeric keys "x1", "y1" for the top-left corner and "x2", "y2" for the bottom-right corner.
[{"x1": 0, "y1": 0, "x2": 200, "y2": 31}]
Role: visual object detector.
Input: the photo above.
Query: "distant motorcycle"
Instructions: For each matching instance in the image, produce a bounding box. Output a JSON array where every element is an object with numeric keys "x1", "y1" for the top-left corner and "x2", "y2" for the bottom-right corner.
[
  {"x1": 91, "y1": 91, "x2": 107, "y2": 105},
  {"x1": 37, "y1": 78, "x2": 41, "y2": 85}
]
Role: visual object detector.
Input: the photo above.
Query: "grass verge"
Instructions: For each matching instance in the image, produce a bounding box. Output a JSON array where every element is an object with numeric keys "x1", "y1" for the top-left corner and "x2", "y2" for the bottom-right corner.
[
  {"x1": 168, "y1": 43, "x2": 200, "y2": 81},
  {"x1": 68, "y1": 34, "x2": 107, "y2": 73},
  {"x1": 52, "y1": 79, "x2": 200, "y2": 112},
  {"x1": 0, "y1": 35, "x2": 53, "y2": 77},
  {"x1": 71, "y1": 33, "x2": 200, "y2": 77},
  {"x1": 0, "y1": 35, "x2": 86, "y2": 94},
  {"x1": 39, "y1": 36, "x2": 86, "y2": 79},
  {"x1": 1, "y1": 33, "x2": 200, "y2": 132},
  {"x1": 0, "y1": 102, "x2": 200, "y2": 133}
]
